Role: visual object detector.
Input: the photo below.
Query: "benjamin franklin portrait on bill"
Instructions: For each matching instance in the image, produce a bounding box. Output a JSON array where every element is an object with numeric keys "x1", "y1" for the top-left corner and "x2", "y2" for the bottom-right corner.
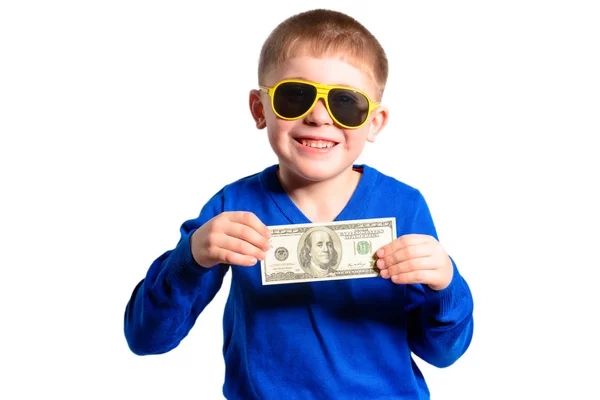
[{"x1": 297, "y1": 226, "x2": 342, "y2": 278}]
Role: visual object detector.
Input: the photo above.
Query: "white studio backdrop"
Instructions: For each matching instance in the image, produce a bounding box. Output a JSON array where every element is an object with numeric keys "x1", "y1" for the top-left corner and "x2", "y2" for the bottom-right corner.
[{"x1": 1, "y1": 1, "x2": 599, "y2": 399}]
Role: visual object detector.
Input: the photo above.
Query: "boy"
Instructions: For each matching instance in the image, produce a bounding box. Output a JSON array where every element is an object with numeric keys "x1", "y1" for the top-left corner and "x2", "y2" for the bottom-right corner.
[{"x1": 124, "y1": 8, "x2": 474, "y2": 400}]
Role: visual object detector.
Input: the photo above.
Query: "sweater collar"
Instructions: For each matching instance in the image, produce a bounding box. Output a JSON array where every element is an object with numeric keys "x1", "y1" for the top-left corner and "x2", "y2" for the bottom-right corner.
[{"x1": 260, "y1": 164, "x2": 377, "y2": 224}]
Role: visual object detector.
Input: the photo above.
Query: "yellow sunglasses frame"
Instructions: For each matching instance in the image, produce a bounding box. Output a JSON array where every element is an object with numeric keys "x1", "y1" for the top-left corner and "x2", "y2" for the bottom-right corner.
[{"x1": 259, "y1": 79, "x2": 381, "y2": 129}]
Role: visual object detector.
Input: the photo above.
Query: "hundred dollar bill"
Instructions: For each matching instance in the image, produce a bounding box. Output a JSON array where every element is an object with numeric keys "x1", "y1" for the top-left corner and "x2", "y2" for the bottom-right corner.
[{"x1": 261, "y1": 217, "x2": 396, "y2": 285}]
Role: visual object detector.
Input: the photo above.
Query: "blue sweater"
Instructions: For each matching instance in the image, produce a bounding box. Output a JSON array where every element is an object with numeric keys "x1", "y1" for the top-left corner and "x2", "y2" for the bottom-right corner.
[{"x1": 124, "y1": 164, "x2": 474, "y2": 399}]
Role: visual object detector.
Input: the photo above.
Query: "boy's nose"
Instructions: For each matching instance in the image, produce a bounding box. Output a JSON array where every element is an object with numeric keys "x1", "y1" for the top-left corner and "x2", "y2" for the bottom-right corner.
[{"x1": 304, "y1": 99, "x2": 333, "y2": 126}]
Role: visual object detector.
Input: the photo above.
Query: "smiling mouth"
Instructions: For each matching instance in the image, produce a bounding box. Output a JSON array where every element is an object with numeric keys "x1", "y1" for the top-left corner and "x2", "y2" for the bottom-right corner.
[{"x1": 295, "y1": 138, "x2": 338, "y2": 149}]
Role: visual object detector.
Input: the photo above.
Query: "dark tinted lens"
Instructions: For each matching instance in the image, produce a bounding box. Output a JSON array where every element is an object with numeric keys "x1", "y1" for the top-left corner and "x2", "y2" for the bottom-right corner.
[
  {"x1": 273, "y1": 82, "x2": 317, "y2": 118},
  {"x1": 328, "y1": 89, "x2": 370, "y2": 127}
]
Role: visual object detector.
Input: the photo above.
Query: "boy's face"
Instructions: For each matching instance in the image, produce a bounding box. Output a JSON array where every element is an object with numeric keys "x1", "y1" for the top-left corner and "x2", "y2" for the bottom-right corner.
[{"x1": 250, "y1": 56, "x2": 388, "y2": 184}]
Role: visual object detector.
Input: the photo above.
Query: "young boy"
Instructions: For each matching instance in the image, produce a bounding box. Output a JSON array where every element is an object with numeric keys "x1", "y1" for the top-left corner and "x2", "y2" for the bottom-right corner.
[{"x1": 124, "y1": 8, "x2": 474, "y2": 399}]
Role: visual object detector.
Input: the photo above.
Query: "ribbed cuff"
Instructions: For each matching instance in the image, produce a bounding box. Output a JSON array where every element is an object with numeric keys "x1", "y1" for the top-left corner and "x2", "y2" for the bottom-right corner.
[
  {"x1": 163, "y1": 229, "x2": 213, "y2": 293},
  {"x1": 422, "y1": 258, "x2": 473, "y2": 316}
]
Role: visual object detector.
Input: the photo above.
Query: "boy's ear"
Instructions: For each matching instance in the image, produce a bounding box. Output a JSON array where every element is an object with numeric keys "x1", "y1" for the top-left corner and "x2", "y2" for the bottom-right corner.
[
  {"x1": 366, "y1": 106, "x2": 389, "y2": 142},
  {"x1": 249, "y1": 90, "x2": 266, "y2": 129}
]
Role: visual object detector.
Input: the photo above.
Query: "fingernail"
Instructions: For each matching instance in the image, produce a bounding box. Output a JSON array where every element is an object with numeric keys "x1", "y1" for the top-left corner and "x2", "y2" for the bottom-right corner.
[
  {"x1": 377, "y1": 249, "x2": 384, "y2": 257},
  {"x1": 249, "y1": 257, "x2": 257, "y2": 264},
  {"x1": 376, "y1": 259, "x2": 385, "y2": 269}
]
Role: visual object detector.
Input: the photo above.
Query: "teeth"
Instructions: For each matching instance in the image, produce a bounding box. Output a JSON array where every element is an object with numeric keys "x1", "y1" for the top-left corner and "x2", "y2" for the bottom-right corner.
[{"x1": 300, "y1": 139, "x2": 335, "y2": 148}]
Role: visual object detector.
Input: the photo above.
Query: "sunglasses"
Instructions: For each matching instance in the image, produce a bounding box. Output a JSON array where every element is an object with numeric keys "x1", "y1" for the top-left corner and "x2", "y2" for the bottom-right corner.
[{"x1": 259, "y1": 79, "x2": 380, "y2": 129}]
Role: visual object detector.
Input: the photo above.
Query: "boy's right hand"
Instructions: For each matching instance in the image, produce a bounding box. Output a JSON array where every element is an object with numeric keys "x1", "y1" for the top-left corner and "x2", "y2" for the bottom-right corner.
[{"x1": 190, "y1": 212, "x2": 271, "y2": 268}]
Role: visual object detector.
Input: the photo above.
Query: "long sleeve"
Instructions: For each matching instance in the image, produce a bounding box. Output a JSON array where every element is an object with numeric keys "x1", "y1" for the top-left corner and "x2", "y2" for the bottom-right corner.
[
  {"x1": 124, "y1": 190, "x2": 229, "y2": 355},
  {"x1": 404, "y1": 191, "x2": 474, "y2": 368}
]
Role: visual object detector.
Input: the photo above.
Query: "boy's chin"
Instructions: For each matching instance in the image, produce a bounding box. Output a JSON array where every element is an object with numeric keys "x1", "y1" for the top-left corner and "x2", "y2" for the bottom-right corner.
[{"x1": 282, "y1": 161, "x2": 354, "y2": 183}]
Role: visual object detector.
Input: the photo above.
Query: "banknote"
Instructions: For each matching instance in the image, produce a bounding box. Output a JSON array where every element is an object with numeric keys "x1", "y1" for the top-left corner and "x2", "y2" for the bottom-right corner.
[{"x1": 261, "y1": 217, "x2": 396, "y2": 285}]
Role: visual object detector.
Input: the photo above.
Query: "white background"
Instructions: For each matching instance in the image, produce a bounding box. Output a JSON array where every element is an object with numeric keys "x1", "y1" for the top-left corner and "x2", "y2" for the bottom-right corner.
[{"x1": 1, "y1": 1, "x2": 599, "y2": 399}]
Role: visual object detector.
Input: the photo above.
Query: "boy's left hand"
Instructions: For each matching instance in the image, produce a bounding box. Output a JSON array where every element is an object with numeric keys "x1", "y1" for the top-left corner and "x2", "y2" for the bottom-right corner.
[{"x1": 376, "y1": 234, "x2": 453, "y2": 291}]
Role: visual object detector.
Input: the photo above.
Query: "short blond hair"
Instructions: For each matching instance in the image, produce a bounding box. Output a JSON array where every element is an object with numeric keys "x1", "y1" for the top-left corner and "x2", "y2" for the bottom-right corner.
[{"x1": 258, "y1": 9, "x2": 389, "y2": 99}]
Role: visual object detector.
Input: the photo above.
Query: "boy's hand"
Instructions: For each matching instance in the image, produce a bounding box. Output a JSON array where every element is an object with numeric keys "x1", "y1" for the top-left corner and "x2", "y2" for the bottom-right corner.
[
  {"x1": 375, "y1": 234, "x2": 453, "y2": 291},
  {"x1": 190, "y1": 212, "x2": 271, "y2": 268}
]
